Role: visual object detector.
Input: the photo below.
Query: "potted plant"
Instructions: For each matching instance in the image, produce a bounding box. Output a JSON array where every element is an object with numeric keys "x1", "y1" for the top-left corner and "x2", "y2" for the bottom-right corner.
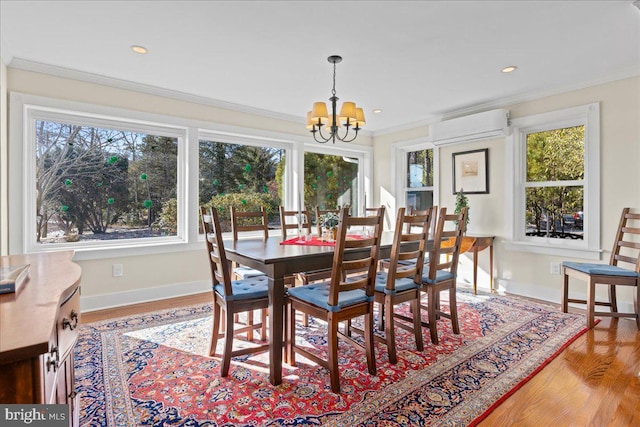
[
  {"x1": 319, "y1": 211, "x2": 340, "y2": 241},
  {"x1": 454, "y1": 189, "x2": 470, "y2": 232}
]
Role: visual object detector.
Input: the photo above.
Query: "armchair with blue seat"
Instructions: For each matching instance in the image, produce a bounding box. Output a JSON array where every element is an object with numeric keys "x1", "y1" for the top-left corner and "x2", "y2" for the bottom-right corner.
[{"x1": 562, "y1": 207, "x2": 640, "y2": 329}]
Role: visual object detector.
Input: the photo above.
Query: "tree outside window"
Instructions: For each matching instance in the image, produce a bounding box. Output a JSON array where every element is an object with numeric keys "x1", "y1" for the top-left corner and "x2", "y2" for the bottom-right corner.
[
  {"x1": 406, "y1": 148, "x2": 434, "y2": 211},
  {"x1": 524, "y1": 126, "x2": 584, "y2": 240},
  {"x1": 34, "y1": 120, "x2": 178, "y2": 244},
  {"x1": 199, "y1": 140, "x2": 285, "y2": 232}
]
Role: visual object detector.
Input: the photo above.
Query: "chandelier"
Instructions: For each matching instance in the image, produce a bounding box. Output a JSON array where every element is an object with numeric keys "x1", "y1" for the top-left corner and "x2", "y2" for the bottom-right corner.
[{"x1": 306, "y1": 55, "x2": 365, "y2": 144}]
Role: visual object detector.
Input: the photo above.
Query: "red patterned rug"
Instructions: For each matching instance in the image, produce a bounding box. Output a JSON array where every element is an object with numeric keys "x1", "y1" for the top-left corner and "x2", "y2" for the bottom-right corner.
[{"x1": 76, "y1": 290, "x2": 588, "y2": 426}]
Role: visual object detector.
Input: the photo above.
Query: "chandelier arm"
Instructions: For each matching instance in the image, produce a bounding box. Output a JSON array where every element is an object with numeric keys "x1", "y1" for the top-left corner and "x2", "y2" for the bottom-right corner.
[
  {"x1": 340, "y1": 127, "x2": 360, "y2": 143},
  {"x1": 314, "y1": 125, "x2": 331, "y2": 143}
]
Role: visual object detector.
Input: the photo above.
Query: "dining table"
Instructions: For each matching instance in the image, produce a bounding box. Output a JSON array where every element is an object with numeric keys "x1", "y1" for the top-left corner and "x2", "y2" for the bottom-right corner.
[{"x1": 224, "y1": 231, "x2": 402, "y2": 386}]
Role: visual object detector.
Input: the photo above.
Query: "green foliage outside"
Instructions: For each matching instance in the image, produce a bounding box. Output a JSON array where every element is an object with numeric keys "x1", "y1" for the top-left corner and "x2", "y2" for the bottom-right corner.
[
  {"x1": 36, "y1": 121, "x2": 178, "y2": 242},
  {"x1": 525, "y1": 126, "x2": 584, "y2": 237},
  {"x1": 204, "y1": 192, "x2": 279, "y2": 233},
  {"x1": 301, "y1": 153, "x2": 358, "y2": 212}
]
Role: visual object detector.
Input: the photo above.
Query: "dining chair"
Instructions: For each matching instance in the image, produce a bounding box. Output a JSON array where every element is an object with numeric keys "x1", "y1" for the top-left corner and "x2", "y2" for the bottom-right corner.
[
  {"x1": 369, "y1": 207, "x2": 432, "y2": 364},
  {"x1": 286, "y1": 206, "x2": 385, "y2": 393},
  {"x1": 379, "y1": 205, "x2": 437, "y2": 272},
  {"x1": 230, "y1": 205, "x2": 269, "y2": 339},
  {"x1": 200, "y1": 206, "x2": 270, "y2": 377},
  {"x1": 279, "y1": 206, "x2": 312, "y2": 239},
  {"x1": 562, "y1": 207, "x2": 640, "y2": 329},
  {"x1": 420, "y1": 206, "x2": 467, "y2": 344}
]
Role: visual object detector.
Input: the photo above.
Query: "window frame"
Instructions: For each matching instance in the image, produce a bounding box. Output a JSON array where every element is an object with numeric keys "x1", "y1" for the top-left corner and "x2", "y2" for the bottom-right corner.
[
  {"x1": 392, "y1": 137, "x2": 439, "y2": 217},
  {"x1": 505, "y1": 103, "x2": 601, "y2": 259},
  {"x1": 9, "y1": 92, "x2": 373, "y2": 259}
]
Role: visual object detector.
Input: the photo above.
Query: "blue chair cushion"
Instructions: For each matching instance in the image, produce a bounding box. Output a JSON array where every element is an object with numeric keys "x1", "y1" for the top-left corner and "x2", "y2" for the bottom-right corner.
[
  {"x1": 562, "y1": 262, "x2": 639, "y2": 277},
  {"x1": 214, "y1": 276, "x2": 269, "y2": 301},
  {"x1": 422, "y1": 270, "x2": 456, "y2": 284},
  {"x1": 374, "y1": 271, "x2": 420, "y2": 295},
  {"x1": 287, "y1": 282, "x2": 373, "y2": 313},
  {"x1": 234, "y1": 266, "x2": 266, "y2": 279}
]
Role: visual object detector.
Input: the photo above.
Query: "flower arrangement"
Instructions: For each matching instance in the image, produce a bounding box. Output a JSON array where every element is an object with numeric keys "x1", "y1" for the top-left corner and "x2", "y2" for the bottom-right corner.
[{"x1": 319, "y1": 212, "x2": 340, "y2": 230}]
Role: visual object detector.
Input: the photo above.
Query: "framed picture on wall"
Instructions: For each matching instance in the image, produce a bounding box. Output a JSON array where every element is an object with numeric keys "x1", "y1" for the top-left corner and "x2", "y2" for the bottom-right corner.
[{"x1": 452, "y1": 148, "x2": 489, "y2": 194}]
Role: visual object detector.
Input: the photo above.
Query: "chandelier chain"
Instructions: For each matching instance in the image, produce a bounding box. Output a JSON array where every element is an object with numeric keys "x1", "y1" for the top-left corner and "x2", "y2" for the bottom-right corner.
[{"x1": 331, "y1": 61, "x2": 337, "y2": 97}]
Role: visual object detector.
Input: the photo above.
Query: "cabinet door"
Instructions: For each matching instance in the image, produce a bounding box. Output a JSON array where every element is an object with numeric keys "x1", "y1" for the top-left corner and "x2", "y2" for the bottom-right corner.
[{"x1": 56, "y1": 355, "x2": 78, "y2": 427}]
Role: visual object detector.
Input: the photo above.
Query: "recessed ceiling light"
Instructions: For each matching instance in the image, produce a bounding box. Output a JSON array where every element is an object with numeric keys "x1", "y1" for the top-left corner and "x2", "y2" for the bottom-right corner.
[
  {"x1": 501, "y1": 66, "x2": 517, "y2": 73},
  {"x1": 131, "y1": 45, "x2": 148, "y2": 54},
  {"x1": 373, "y1": 109, "x2": 382, "y2": 114}
]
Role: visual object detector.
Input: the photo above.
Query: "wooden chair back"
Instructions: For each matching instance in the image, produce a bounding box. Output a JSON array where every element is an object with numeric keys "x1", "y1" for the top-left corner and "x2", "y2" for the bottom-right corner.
[
  {"x1": 230, "y1": 205, "x2": 269, "y2": 240},
  {"x1": 279, "y1": 206, "x2": 312, "y2": 239},
  {"x1": 610, "y1": 207, "x2": 640, "y2": 271},
  {"x1": 328, "y1": 206, "x2": 385, "y2": 308},
  {"x1": 409, "y1": 205, "x2": 438, "y2": 239},
  {"x1": 200, "y1": 206, "x2": 232, "y2": 297},
  {"x1": 384, "y1": 207, "x2": 432, "y2": 291},
  {"x1": 426, "y1": 207, "x2": 468, "y2": 280}
]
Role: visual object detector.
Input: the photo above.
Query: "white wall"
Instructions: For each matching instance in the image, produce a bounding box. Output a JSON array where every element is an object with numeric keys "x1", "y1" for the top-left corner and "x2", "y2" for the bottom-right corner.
[{"x1": 373, "y1": 76, "x2": 640, "y2": 313}]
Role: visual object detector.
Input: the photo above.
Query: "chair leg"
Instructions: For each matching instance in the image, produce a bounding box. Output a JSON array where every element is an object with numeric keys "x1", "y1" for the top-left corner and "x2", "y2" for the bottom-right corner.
[
  {"x1": 302, "y1": 313, "x2": 309, "y2": 327},
  {"x1": 411, "y1": 294, "x2": 424, "y2": 352},
  {"x1": 247, "y1": 310, "x2": 254, "y2": 341},
  {"x1": 365, "y1": 308, "x2": 376, "y2": 376},
  {"x1": 328, "y1": 313, "x2": 340, "y2": 394},
  {"x1": 449, "y1": 286, "x2": 460, "y2": 335},
  {"x1": 384, "y1": 297, "x2": 397, "y2": 364},
  {"x1": 609, "y1": 284, "x2": 618, "y2": 313},
  {"x1": 587, "y1": 278, "x2": 596, "y2": 329},
  {"x1": 377, "y1": 302, "x2": 385, "y2": 330},
  {"x1": 562, "y1": 272, "x2": 570, "y2": 313},
  {"x1": 287, "y1": 304, "x2": 296, "y2": 366},
  {"x1": 210, "y1": 302, "x2": 221, "y2": 356},
  {"x1": 261, "y1": 309, "x2": 268, "y2": 341},
  {"x1": 221, "y1": 308, "x2": 235, "y2": 377},
  {"x1": 428, "y1": 287, "x2": 439, "y2": 345}
]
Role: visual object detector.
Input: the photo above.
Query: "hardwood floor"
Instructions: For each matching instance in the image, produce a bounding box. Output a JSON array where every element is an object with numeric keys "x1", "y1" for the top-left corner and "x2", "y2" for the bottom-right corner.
[{"x1": 81, "y1": 292, "x2": 640, "y2": 426}]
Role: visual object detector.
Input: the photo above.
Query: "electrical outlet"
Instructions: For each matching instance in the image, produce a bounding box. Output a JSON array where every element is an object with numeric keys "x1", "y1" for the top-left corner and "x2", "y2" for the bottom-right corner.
[
  {"x1": 550, "y1": 262, "x2": 561, "y2": 275},
  {"x1": 112, "y1": 264, "x2": 123, "y2": 277}
]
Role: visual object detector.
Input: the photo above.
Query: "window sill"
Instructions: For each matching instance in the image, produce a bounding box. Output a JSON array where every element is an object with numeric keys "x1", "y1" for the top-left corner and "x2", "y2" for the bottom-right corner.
[{"x1": 504, "y1": 240, "x2": 602, "y2": 260}]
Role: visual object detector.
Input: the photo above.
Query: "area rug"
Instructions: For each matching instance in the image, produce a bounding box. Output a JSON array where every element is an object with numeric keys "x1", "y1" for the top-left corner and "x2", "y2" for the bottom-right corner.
[{"x1": 76, "y1": 290, "x2": 589, "y2": 426}]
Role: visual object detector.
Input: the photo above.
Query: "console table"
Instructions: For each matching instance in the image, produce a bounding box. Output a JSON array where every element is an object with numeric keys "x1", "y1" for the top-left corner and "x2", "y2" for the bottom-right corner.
[
  {"x1": 0, "y1": 251, "x2": 81, "y2": 427},
  {"x1": 462, "y1": 234, "x2": 495, "y2": 294}
]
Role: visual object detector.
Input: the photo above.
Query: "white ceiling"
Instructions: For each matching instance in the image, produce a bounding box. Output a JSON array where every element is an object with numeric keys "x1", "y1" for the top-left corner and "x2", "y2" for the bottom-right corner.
[{"x1": 1, "y1": 1, "x2": 639, "y2": 134}]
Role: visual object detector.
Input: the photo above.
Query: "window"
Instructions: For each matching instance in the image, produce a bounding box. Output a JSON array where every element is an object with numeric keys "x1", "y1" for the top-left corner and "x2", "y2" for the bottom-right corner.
[
  {"x1": 406, "y1": 148, "x2": 434, "y2": 211},
  {"x1": 10, "y1": 97, "x2": 187, "y2": 255},
  {"x1": 10, "y1": 93, "x2": 372, "y2": 258},
  {"x1": 199, "y1": 138, "x2": 287, "y2": 232},
  {"x1": 506, "y1": 103, "x2": 600, "y2": 258},
  {"x1": 304, "y1": 152, "x2": 359, "y2": 216}
]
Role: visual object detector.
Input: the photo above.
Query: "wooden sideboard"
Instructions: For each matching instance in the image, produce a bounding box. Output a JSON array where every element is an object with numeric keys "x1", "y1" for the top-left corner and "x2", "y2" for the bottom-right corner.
[{"x1": 0, "y1": 251, "x2": 81, "y2": 427}]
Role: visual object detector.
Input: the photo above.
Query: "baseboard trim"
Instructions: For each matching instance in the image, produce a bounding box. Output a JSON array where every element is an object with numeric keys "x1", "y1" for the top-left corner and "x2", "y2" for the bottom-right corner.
[{"x1": 80, "y1": 280, "x2": 211, "y2": 313}]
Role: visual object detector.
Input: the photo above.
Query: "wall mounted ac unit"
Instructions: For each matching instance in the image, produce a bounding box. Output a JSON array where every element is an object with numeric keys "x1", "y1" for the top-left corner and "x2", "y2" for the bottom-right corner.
[{"x1": 429, "y1": 109, "x2": 510, "y2": 146}]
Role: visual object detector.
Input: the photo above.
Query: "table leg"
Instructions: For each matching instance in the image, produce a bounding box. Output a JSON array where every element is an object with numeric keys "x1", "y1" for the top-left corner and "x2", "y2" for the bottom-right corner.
[
  {"x1": 489, "y1": 242, "x2": 494, "y2": 292},
  {"x1": 472, "y1": 246, "x2": 479, "y2": 295},
  {"x1": 268, "y1": 276, "x2": 285, "y2": 385}
]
